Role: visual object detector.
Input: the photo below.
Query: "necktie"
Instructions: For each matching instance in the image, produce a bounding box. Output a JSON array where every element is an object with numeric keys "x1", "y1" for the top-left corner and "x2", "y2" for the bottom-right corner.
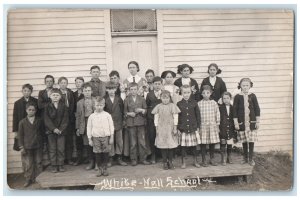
[{"x1": 133, "y1": 77, "x2": 136, "y2": 83}]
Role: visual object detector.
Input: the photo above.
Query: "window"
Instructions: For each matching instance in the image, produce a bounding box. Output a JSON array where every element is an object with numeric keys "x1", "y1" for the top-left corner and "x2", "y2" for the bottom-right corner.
[{"x1": 111, "y1": 9, "x2": 157, "y2": 32}]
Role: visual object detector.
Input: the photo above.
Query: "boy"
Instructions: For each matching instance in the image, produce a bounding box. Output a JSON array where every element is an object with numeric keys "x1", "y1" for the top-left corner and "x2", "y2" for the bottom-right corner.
[
  {"x1": 18, "y1": 102, "x2": 43, "y2": 187},
  {"x1": 44, "y1": 88, "x2": 69, "y2": 173},
  {"x1": 107, "y1": 70, "x2": 122, "y2": 98},
  {"x1": 87, "y1": 97, "x2": 114, "y2": 176},
  {"x1": 13, "y1": 84, "x2": 38, "y2": 147},
  {"x1": 104, "y1": 82, "x2": 127, "y2": 166},
  {"x1": 145, "y1": 76, "x2": 163, "y2": 164},
  {"x1": 89, "y1": 65, "x2": 106, "y2": 98},
  {"x1": 58, "y1": 77, "x2": 75, "y2": 165},
  {"x1": 76, "y1": 83, "x2": 96, "y2": 170},
  {"x1": 124, "y1": 82, "x2": 150, "y2": 166}
]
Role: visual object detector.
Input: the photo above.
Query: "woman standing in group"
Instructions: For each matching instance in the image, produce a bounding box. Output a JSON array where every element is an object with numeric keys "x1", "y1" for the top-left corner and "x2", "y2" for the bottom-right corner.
[{"x1": 200, "y1": 63, "x2": 227, "y2": 103}]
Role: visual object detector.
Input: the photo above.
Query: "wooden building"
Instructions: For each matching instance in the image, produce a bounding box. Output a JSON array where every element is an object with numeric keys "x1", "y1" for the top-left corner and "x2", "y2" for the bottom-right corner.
[{"x1": 6, "y1": 9, "x2": 294, "y2": 174}]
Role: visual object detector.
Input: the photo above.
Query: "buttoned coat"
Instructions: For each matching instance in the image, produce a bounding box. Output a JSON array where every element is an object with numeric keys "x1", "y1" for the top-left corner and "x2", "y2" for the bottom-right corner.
[
  {"x1": 219, "y1": 104, "x2": 236, "y2": 140},
  {"x1": 124, "y1": 95, "x2": 147, "y2": 127},
  {"x1": 104, "y1": 95, "x2": 124, "y2": 131},
  {"x1": 146, "y1": 91, "x2": 162, "y2": 120},
  {"x1": 75, "y1": 97, "x2": 95, "y2": 135}
]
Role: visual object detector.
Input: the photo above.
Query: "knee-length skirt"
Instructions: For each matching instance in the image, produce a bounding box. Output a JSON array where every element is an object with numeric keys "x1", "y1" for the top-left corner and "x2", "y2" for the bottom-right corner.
[
  {"x1": 238, "y1": 130, "x2": 258, "y2": 143},
  {"x1": 179, "y1": 131, "x2": 201, "y2": 146}
]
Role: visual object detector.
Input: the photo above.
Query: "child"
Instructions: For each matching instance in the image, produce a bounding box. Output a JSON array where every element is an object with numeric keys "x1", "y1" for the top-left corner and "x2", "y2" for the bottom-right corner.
[
  {"x1": 233, "y1": 78, "x2": 260, "y2": 166},
  {"x1": 198, "y1": 85, "x2": 220, "y2": 167},
  {"x1": 161, "y1": 70, "x2": 182, "y2": 104},
  {"x1": 146, "y1": 76, "x2": 163, "y2": 164},
  {"x1": 44, "y1": 88, "x2": 69, "y2": 173},
  {"x1": 104, "y1": 82, "x2": 127, "y2": 166},
  {"x1": 89, "y1": 65, "x2": 106, "y2": 98},
  {"x1": 18, "y1": 102, "x2": 43, "y2": 187},
  {"x1": 108, "y1": 70, "x2": 126, "y2": 100},
  {"x1": 124, "y1": 82, "x2": 150, "y2": 166},
  {"x1": 177, "y1": 85, "x2": 201, "y2": 169},
  {"x1": 87, "y1": 97, "x2": 114, "y2": 176},
  {"x1": 144, "y1": 69, "x2": 155, "y2": 96},
  {"x1": 200, "y1": 63, "x2": 227, "y2": 103},
  {"x1": 76, "y1": 83, "x2": 96, "y2": 170},
  {"x1": 151, "y1": 90, "x2": 180, "y2": 170},
  {"x1": 219, "y1": 92, "x2": 236, "y2": 165},
  {"x1": 13, "y1": 84, "x2": 38, "y2": 148},
  {"x1": 174, "y1": 64, "x2": 200, "y2": 101},
  {"x1": 38, "y1": 75, "x2": 55, "y2": 168},
  {"x1": 73, "y1": 77, "x2": 85, "y2": 166},
  {"x1": 58, "y1": 77, "x2": 75, "y2": 165}
]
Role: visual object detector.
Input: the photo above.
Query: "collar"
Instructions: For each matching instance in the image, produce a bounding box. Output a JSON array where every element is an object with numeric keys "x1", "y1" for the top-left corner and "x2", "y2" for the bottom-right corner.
[
  {"x1": 239, "y1": 92, "x2": 252, "y2": 96},
  {"x1": 23, "y1": 97, "x2": 30, "y2": 102},
  {"x1": 127, "y1": 75, "x2": 141, "y2": 83},
  {"x1": 209, "y1": 76, "x2": 217, "y2": 81}
]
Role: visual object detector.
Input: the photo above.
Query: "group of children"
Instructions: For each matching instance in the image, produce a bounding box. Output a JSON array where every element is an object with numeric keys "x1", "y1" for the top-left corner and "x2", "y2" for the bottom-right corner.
[{"x1": 13, "y1": 62, "x2": 260, "y2": 187}]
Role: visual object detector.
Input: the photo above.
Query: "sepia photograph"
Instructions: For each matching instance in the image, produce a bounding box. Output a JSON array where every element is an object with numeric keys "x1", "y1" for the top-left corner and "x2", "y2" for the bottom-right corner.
[{"x1": 5, "y1": 5, "x2": 295, "y2": 193}]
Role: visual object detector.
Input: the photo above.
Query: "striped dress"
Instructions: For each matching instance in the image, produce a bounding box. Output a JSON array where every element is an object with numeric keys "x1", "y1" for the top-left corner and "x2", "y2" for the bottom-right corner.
[{"x1": 198, "y1": 99, "x2": 220, "y2": 144}]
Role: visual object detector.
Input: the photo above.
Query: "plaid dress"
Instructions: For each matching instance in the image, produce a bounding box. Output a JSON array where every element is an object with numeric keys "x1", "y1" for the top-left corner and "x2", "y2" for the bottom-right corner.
[{"x1": 198, "y1": 99, "x2": 220, "y2": 144}]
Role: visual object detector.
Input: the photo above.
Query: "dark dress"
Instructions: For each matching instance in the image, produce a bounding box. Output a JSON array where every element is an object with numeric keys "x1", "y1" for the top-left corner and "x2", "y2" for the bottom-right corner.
[
  {"x1": 200, "y1": 76, "x2": 227, "y2": 102},
  {"x1": 219, "y1": 104, "x2": 236, "y2": 141},
  {"x1": 174, "y1": 77, "x2": 200, "y2": 101}
]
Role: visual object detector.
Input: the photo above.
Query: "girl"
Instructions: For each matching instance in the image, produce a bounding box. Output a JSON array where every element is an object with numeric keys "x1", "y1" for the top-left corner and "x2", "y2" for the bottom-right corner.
[
  {"x1": 151, "y1": 90, "x2": 180, "y2": 170},
  {"x1": 58, "y1": 77, "x2": 75, "y2": 165},
  {"x1": 219, "y1": 92, "x2": 236, "y2": 165},
  {"x1": 161, "y1": 70, "x2": 182, "y2": 104},
  {"x1": 200, "y1": 63, "x2": 227, "y2": 103},
  {"x1": 198, "y1": 85, "x2": 220, "y2": 167},
  {"x1": 233, "y1": 78, "x2": 260, "y2": 166},
  {"x1": 174, "y1": 64, "x2": 200, "y2": 101},
  {"x1": 177, "y1": 85, "x2": 201, "y2": 169}
]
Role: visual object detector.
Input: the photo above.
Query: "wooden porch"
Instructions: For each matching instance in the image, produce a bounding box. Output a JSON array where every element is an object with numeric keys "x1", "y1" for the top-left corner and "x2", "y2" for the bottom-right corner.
[{"x1": 36, "y1": 152, "x2": 253, "y2": 191}]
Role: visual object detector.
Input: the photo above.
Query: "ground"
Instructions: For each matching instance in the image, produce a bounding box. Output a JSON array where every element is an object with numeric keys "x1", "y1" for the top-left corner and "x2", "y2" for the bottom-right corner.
[{"x1": 6, "y1": 151, "x2": 293, "y2": 192}]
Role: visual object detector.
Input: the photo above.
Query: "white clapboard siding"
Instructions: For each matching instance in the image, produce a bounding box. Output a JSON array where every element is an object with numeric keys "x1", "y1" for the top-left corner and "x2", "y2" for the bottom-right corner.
[
  {"x1": 7, "y1": 9, "x2": 112, "y2": 174},
  {"x1": 157, "y1": 9, "x2": 294, "y2": 153}
]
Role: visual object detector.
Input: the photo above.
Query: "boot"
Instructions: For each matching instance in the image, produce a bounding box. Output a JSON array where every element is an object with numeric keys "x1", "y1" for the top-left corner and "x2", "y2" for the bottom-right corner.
[
  {"x1": 102, "y1": 166, "x2": 109, "y2": 176},
  {"x1": 117, "y1": 155, "x2": 127, "y2": 166},
  {"x1": 241, "y1": 143, "x2": 249, "y2": 164},
  {"x1": 58, "y1": 165, "x2": 65, "y2": 172},
  {"x1": 73, "y1": 150, "x2": 82, "y2": 166},
  {"x1": 201, "y1": 144, "x2": 208, "y2": 167},
  {"x1": 209, "y1": 144, "x2": 218, "y2": 166},
  {"x1": 107, "y1": 157, "x2": 112, "y2": 168},
  {"x1": 249, "y1": 142, "x2": 255, "y2": 166},
  {"x1": 194, "y1": 156, "x2": 201, "y2": 168},
  {"x1": 151, "y1": 153, "x2": 156, "y2": 164},
  {"x1": 220, "y1": 144, "x2": 226, "y2": 166},
  {"x1": 86, "y1": 147, "x2": 95, "y2": 170},
  {"x1": 163, "y1": 162, "x2": 168, "y2": 170},
  {"x1": 227, "y1": 146, "x2": 233, "y2": 164},
  {"x1": 96, "y1": 167, "x2": 103, "y2": 177},
  {"x1": 181, "y1": 147, "x2": 186, "y2": 169},
  {"x1": 51, "y1": 165, "x2": 58, "y2": 173},
  {"x1": 168, "y1": 160, "x2": 175, "y2": 170}
]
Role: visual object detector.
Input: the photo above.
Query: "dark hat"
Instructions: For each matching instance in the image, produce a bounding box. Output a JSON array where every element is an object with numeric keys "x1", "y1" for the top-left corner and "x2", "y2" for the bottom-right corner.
[
  {"x1": 177, "y1": 64, "x2": 194, "y2": 74},
  {"x1": 161, "y1": 70, "x2": 176, "y2": 79}
]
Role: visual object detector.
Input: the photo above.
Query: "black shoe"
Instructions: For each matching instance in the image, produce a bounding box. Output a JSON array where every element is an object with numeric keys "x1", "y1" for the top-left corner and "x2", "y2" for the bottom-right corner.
[
  {"x1": 103, "y1": 168, "x2": 109, "y2": 176},
  {"x1": 163, "y1": 162, "x2": 168, "y2": 170},
  {"x1": 58, "y1": 165, "x2": 65, "y2": 172},
  {"x1": 51, "y1": 166, "x2": 58, "y2": 173},
  {"x1": 142, "y1": 160, "x2": 151, "y2": 165},
  {"x1": 23, "y1": 180, "x2": 31, "y2": 188},
  {"x1": 131, "y1": 160, "x2": 137, "y2": 166},
  {"x1": 210, "y1": 158, "x2": 218, "y2": 166},
  {"x1": 168, "y1": 161, "x2": 175, "y2": 170},
  {"x1": 118, "y1": 158, "x2": 128, "y2": 166}
]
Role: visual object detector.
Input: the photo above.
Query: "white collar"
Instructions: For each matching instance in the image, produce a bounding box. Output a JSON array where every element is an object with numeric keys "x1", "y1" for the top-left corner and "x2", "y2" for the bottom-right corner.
[{"x1": 127, "y1": 74, "x2": 141, "y2": 83}]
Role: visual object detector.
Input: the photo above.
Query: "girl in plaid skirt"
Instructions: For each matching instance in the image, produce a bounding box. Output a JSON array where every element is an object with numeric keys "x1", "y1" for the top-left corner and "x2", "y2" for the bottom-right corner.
[
  {"x1": 233, "y1": 78, "x2": 260, "y2": 166},
  {"x1": 198, "y1": 85, "x2": 220, "y2": 167},
  {"x1": 177, "y1": 85, "x2": 201, "y2": 169}
]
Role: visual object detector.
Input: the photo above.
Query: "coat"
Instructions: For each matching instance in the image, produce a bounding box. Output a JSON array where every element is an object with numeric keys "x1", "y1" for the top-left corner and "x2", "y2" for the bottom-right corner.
[
  {"x1": 124, "y1": 95, "x2": 147, "y2": 127},
  {"x1": 104, "y1": 96, "x2": 124, "y2": 131},
  {"x1": 73, "y1": 90, "x2": 84, "y2": 113},
  {"x1": 13, "y1": 96, "x2": 38, "y2": 132},
  {"x1": 18, "y1": 117, "x2": 44, "y2": 149},
  {"x1": 200, "y1": 76, "x2": 227, "y2": 102},
  {"x1": 177, "y1": 98, "x2": 201, "y2": 133},
  {"x1": 174, "y1": 77, "x2": 200, "y2": 101},
  {"x1": 219, "y1": 104, "x2": 236, "y2": 140},
  {"x1": 38, "y1": 89, "x2": 52, "y2": 111},
  {"x1": 233, "y1": 93, "x2": 260, "y2": 131},
  {"x1": 89, "y1": 78, "x2": 106, "y2": 98},
  {"x1": 146, "y1": 91, "x2": 162, "y2": 120},
  {"x1": 75, "y1": 97, "x2": 95, "y2": 135},
  {"x1": 60, "y1": 88, "x2": 75, "y2": 122},
  {"x1": 44, "y1": 101, "x2": 69, "y2": 135}
]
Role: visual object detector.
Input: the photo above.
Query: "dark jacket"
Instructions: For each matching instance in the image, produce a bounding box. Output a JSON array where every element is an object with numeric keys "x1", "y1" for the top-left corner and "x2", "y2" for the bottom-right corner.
[
  {"x1": 104, "y1": 96, "x2": 124, "y2": 131},
  {"x1": 38, "y1": 89, "x2": 52, "y2": 111},
  {"x1": 219, "y1": 104, "x2": 236, "y2": 140},
  {"x1": 233, "y1": 93, "x2": 260, "y2": 131},
  {"x1": 89, "y1": 78, "x2": 106, "y2": 98},
  {"x1": 200, "y1": 76, "x2": 227, "y2": 102},
  {"x1": 60, "y1": 88, "x2": 75, "y2": 122},
  {"x1": 177, "y1": 98, "x2": 201, "y2": 133},
  {"x1": 73, "y1": 90, "x2": 84, "y2": 113},
  {"x1": 44, "y1": 101, "x2": 69, "y2": 135},
  {"x1": 13, "y1": 96, "x2": 38, "y2": 132},
  {"x1": 124, "y1": 95, "x2": 147, "y2": 127},
  {"x1": 146, "y1": 91, "x2": 162, "y2": 120},
  {"x1": 18, "y1": 117, "x2": 43, "y2": 149},
  {"x1": 174, "y1": 77, "x2": 200, "y2": 101}
]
